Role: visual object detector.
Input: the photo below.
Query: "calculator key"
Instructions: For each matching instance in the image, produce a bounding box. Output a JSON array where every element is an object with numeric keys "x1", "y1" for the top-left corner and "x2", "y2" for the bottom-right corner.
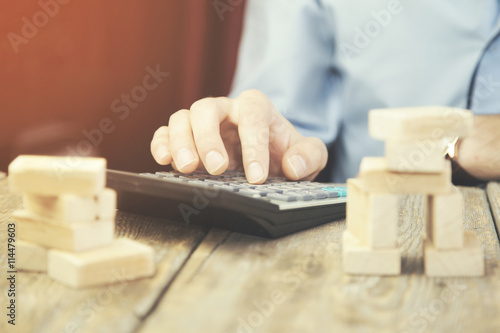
[
  {"x1": 189, "y1": 180, "x2": 215, "y2": 187},
  {"x1": 322, "y1": 187, "x2": 348, "y2": 197},
  {"x1": 282, "y1": 191, "x2": 314, "y2": 201},
  {"x1": 233, "y1": 183, "x2": 257, "y2": 189},
  {"x1": 140, "y1": 173, "x2": 161, "y2": 178},
  {"x1": 155, "y1": 172, "x2": 176, "y2": 177},
  {"x1": 165, "y1": 177, "x2": 189, "y2": 183},
  {"x1": 266, "y1": 193, "x2": 297, "y2": 202},
  {"x1": 323, "y1": 191, "x2": 339, "y2": 198},
  {"x1": 273, "y1": 186, "x2": 299, "y2": 191},
  {"x1": 238, "y1": 189, "x2": 267, "y2": 196},
  {"x1": 204, "y1": 179, "x2": 230, "y2": 185},
  {"x1": 217, "y1": 185, "x2": 242, "y2": 192}
]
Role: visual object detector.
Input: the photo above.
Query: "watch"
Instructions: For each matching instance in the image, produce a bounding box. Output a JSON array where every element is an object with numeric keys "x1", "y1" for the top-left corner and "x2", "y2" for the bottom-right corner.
[
  {"x1": 443, "y1": 137, "x2": 460, "y2": 160},
  {"x1": 443, "y1": 137, "x2": 483, "y2": 186}
]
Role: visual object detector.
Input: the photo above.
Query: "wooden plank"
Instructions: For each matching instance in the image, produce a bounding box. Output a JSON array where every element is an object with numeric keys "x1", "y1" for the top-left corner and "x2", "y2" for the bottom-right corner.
[
  {"x1": 346, "y1": 179, "x2": 399, "y2": 248},
  {"x1": 424, "y1": 231, "x2": 484, "y2": 277},
  {"x1": 487, "y1": 182, "x2": 500, "y2": 240},
  {"x1": 368, "y1": 107, "x2": 473, "y2": 140},
  {"x1": 359, "y1": 157, "x2": 452, "y2": 194},
  {"x1": 0, "y1": 178, "x2": 208, "y2": 333},
  {"x1": 385, "y1": 138, "x2": 446, "y2": 173},
  {"x1": 428, "y1": 186, "x2": 464, "y2": 249},
  {"x1": 8, "y1": 155, "x2": 106, "y2": 196},
  {"x1": 139, "y1": 187, "x2": 500, "y2": 333}
]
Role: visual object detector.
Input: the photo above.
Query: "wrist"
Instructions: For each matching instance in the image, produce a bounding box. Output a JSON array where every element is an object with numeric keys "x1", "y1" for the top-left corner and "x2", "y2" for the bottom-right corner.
[{"x1": 445, "y1": 137, "x2": 485, "y2": 185}]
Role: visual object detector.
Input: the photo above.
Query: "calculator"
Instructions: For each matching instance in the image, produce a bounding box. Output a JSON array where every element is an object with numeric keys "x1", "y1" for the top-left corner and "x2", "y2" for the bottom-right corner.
[{"x1": 106, "y1": 169, "x2": 347, "y2": 238}]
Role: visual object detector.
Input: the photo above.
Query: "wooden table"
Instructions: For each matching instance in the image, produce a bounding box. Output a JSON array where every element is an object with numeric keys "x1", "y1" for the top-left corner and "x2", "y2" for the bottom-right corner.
[{"x1": 1, "y1": 177, "x2": 500, "y2": 333}]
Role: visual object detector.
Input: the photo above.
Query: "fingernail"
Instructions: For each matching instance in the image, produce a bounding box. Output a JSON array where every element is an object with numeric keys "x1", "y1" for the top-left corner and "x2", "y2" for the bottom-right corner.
[
  {"x1": 287, "y1": 154, "x2": 307, "y2": 179},
  {"x1": 247, "y1": 161, "x2": 264, "y2": 183},
  {"x1": 156, "y1": 145, "x2": 171, "y2": 164},
  {"x1": 176, "y1": 148, "x2": 196, "y2": 169},
  {"x1": 205, "y1": 150, "x2": 226, "y2": 174}
]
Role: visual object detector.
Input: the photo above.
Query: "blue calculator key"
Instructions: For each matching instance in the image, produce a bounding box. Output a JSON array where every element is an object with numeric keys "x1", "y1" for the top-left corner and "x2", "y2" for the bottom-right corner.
[{"x1": 321, "y1": 186, "x2": 348, "y2": 197}]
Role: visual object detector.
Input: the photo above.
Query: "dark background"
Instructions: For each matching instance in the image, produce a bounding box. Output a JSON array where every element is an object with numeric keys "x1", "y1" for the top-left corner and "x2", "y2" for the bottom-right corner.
[{"x1": 0, "y1": 0, "x2": 246, "y2": 172}]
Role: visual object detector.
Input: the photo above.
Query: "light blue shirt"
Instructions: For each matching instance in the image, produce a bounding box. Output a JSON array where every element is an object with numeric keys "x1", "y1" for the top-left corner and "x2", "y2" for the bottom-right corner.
[{"x1": 230, "y1": 0, "x2": 500, "y2": 182}]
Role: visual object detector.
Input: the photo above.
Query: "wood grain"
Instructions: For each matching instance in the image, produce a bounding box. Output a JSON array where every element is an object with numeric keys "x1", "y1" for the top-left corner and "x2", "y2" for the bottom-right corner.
[
  {"x1": 2, "y1": 177, "x2": 500, "y2": 333},
  {"x1": 0, "y1": 178, "x2": 208, "y2": 333},
  {"x1": 487, "y1": 182, "x2": 500, "y2": 240},
  {"x1": 139, "y1": 188, "x2": 500, "y2": 333}
]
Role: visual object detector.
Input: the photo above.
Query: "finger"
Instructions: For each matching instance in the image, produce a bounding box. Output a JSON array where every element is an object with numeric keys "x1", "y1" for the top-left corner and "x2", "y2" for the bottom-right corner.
[
  {"x1": 151, "y1": 126, "x2": 172, "y2": 165},
  {"x1": 190, "y1": 97, "x2": 230, "y2": 175},
  {"x1": 168, "y1": 109, "x2": 200, "y2": 173},
  {"x1": 268, "y1": 112, "x2": 294, "y2": 170},
  {"x1": 235, "y1": 90, "x2": 271, "y2": 184},
  {"x1": 281, "y1": 137, "x2": 328, "y2": 180}
]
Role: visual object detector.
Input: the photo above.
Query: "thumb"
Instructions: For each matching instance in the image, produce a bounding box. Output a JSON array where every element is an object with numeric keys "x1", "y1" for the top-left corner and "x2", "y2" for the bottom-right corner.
[{"x1": 281, "y1": 137, "x2": 328, "y2": 180}]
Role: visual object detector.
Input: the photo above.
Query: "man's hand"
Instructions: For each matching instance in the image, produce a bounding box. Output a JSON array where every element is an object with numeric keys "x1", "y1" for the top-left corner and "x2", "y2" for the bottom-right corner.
[
  {"x1": 457, "y1": 114, "x2": 500, "y2": 181},
  {"x1": 150, "y1": 89, "x2": 328, "y2": 184}
]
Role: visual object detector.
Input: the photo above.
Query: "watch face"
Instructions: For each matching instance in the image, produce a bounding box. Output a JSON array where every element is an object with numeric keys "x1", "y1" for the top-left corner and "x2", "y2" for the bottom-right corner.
[{"x1": 444, "y1": 137, "x2": 459, "y2": 160}]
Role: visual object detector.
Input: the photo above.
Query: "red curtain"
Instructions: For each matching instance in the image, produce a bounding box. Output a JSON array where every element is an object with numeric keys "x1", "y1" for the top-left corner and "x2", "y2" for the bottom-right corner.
[{"x1": 0, "y1": 0, "x2": 246, "y2": 172}]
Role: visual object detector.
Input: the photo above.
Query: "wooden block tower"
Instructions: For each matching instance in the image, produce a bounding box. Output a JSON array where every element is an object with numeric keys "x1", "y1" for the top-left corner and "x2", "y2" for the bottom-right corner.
[
  {"x1": 343, "y1": 106, "x2": 484, "y2": 276},
  {"x1": 9, "y1": 155, "x2": 156, "y2": 288}
]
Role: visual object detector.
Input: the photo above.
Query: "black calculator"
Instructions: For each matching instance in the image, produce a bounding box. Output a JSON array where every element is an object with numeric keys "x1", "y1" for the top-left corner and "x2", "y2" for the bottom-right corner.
[{"x1": 107, "y1": 169, "x2": 347, "y2": 238}]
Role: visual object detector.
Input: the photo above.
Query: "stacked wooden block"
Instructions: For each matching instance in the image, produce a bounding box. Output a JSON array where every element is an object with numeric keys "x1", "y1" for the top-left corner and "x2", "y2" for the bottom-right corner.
[
  {"x1": 343, "y1": 107, "x2": 484, "y2": 276},
  {"x1": 9, "y1": 155, "x2": 155, "y2": 288}
]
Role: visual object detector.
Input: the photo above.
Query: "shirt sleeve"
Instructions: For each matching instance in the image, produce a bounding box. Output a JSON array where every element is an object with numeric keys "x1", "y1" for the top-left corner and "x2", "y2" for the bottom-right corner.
[
  {"x1": 469, "y1": 28, "x2": 500, "y2": 114},
  {"x1": 229, "y1": 0, "x2": 342, "y2": 146}
]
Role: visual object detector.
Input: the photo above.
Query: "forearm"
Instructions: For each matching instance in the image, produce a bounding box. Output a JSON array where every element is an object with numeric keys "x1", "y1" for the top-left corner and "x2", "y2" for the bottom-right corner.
[{"x1": 457, "y1": 115, "x2": 500, "y2": 181}]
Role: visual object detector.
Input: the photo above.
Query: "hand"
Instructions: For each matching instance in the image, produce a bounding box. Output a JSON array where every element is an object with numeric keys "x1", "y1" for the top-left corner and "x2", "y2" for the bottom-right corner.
[
  {"x1": 456, "y1": 115, "x2": 500, "y2": 181},
  {"x1": 150, "y1": 89, "x2": 328, "y2": 184}
]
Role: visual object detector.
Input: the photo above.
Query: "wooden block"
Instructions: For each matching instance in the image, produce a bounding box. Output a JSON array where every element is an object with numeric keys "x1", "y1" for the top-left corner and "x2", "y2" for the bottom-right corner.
[
  {"x1": 17, "y1": 240, "x2": 47, "y2": 272},
  {"x1": 369, "y1": 106, "x2": 473, "y2": 141},
  {"x1": 13, "y1": 210, "x2": 114, "y2": 252},
  {"x1": 23, "y1": 194, "x2": 95, "y2": 223},
  {"x1": 386, "y1": 138, "x2": 446, "y2": 173},
  {"x1": 8, "y1": 155, "x2": 106, "y2": 196},
  {"x1": 428, "y1": 187, "x2": 464, "y2": 249},
  {"x1": 48, "y1": 238, "x2": 155, "y2": 288},
  {"x1": 359, "y1": 157, "x2": 452, "y2": 194},
  {"x1": 424, "y1": 231, "x2": 484, "y2": 277},
  {"x1": 346, "y1": 179, "x2": 369, "y2": 244},
  {"x1": 342, "y1": 231, "x2": 401, "y2": 275},
  {"x1": 23, "y1": 188, "x2": 116, "y2": 224},
  {"x1": 370, "y1": 192, "x2": 399, "y2": 248},
  {"x1": 347, "y1": 179, "x2": 398, "y2": 247},
  {"x1": 97, "y1": 188, "x2": 117, "y2": 220}
]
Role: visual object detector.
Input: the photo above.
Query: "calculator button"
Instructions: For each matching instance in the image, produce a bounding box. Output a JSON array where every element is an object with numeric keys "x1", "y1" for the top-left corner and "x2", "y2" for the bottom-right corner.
[
  {"x1": 322, "y1": 187, "x2": 348, "y2": 197},
  {"x1": 238, "y1": 189, "x2": 266, "y2": 196},
  {"x1": 266, "y1": 193, "x2": 297, "y2": 202}
]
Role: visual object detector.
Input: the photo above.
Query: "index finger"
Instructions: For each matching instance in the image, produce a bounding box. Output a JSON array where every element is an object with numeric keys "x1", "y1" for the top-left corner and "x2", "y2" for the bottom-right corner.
[
  {"x1": 234, "y1": 90, "x2": 272, "y2": 184},
  {"x1": 151, "y1": 126, "x2": 172, "y2": 165},
  {"x1": 190, "y1": 97, "x2": 231, "y2": 175}
]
